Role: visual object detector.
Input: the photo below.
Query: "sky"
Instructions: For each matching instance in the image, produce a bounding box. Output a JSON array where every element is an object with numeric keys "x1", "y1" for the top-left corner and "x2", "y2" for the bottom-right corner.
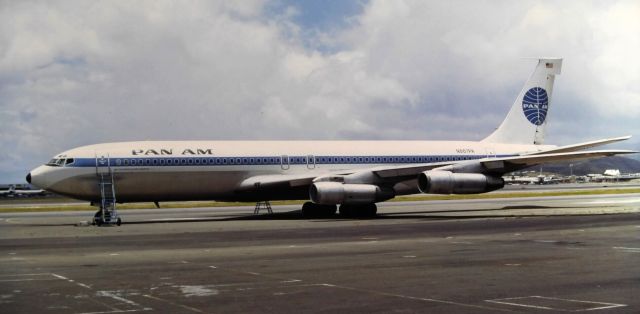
[{"x1": 1, "y1": 0, "x2": 639, "y2": 183}]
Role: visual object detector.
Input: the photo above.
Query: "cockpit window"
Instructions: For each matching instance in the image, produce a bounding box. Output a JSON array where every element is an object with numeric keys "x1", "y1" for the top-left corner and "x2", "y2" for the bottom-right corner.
[{"x1": 46, "y1": 158, "x2": 75, "y2": 167}]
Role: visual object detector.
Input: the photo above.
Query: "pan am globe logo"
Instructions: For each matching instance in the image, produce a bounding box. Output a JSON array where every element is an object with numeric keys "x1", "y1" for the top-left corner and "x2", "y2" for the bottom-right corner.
[{"x1": 522, "y1": 87, "x2": 549, "y2": 126}]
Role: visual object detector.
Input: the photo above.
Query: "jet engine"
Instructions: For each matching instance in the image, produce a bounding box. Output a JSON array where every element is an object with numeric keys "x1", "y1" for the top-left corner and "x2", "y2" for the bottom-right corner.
[
  {"x1": 417, "y1": 171, "x2": 504, "y2": 194},
  {"x1": 309, "y1": 182, "x2": 394, "y2": 205}
]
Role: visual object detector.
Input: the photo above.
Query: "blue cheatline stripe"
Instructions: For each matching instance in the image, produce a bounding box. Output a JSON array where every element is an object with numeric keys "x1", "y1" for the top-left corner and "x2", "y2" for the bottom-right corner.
[{"x1": 66, "y1": 154, "x2": 517, "y2": 168}]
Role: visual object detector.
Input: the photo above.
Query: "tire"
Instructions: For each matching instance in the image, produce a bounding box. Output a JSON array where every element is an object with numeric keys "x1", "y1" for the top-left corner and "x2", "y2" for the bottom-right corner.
[
  {"x1": 302, "y1": 202, "x2": 337, "y2": 218},
  {"x1": 340, "y1": 204, "x2": 377, "y2": 218},
  {"x1": 339, "y1": 205, "x2": 355, "y2": 218}
]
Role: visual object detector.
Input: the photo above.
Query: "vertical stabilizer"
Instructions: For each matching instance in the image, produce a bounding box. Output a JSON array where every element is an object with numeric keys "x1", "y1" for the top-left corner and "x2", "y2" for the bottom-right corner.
[{"x1": 482, "y1": 58, "x2": 562, "y2": 145}]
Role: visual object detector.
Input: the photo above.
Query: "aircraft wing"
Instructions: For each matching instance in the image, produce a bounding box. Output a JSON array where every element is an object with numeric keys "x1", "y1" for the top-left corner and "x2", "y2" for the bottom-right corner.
[
  {"x1": 236, "y1": 171, "x2": 354, "y2": 191},
  {"x1": 236, "y1": 149, "x2": 636, "y2": 192}
]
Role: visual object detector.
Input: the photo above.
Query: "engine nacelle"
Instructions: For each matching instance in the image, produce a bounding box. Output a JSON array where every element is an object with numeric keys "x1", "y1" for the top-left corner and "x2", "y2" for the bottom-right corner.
[
  {"x1": 309, "y1": 182, "x2": 394, "y2": 205},
  {"x1": 417, "y1": 171, "x2": 504, "y2": 194}
]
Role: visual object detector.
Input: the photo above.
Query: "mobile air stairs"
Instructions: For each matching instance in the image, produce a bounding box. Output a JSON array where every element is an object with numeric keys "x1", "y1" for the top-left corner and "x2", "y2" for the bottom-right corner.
[{"x1": 93, "y1": 154, "x2": 121, "y2": 226}]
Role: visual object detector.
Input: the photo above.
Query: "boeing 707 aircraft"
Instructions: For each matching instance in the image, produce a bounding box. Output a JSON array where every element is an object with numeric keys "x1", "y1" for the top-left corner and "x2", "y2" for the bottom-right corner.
[{"x1": 27, "y1": 58, "x2": 636, "y2": 224}]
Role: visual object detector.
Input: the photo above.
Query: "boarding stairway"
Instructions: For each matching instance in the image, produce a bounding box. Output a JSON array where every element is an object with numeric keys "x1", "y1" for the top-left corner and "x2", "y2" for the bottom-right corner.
[{"x1": 94, "y1": 155, "x2": 121, "y2": 226}]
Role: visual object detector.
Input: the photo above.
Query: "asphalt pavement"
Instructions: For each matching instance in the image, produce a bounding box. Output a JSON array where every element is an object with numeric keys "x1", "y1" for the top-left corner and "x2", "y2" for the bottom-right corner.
[{"x1": 1, "y1": 193, "x2": 639, "y2": 313}]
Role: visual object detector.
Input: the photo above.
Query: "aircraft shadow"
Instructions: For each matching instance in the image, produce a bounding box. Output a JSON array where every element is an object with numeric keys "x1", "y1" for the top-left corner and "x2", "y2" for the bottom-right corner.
[{"x1": 21, "y1": 205, "x2": 587, "y2": 226}]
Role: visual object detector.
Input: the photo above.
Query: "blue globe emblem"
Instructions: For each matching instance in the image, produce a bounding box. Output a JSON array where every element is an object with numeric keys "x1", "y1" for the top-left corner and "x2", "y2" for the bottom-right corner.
[{"x1": 522, "y1": 87, "x2": 549, "y2": 126}]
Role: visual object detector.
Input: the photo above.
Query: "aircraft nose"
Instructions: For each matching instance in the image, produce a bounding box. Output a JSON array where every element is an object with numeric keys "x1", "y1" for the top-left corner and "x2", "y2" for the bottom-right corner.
[{"x1": 28, "y1": 166, "x2": 51, "y2": 189}]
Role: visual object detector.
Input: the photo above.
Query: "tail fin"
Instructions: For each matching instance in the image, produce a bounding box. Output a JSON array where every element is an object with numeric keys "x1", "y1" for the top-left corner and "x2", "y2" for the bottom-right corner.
[{"x1": 482, "y1": 58, "x2": 562, "y2": 145}]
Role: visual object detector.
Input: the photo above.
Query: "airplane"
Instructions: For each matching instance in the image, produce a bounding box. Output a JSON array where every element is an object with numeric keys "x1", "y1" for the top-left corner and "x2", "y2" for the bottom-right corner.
[
  {"x1": 0, "y1": 185, "x2": 16, "y2": 197},
  {"x1": 0, "y1": 185, "x2": 46, "y2": 197},
  {"x1": 27, "y1": 58, "x2": 636, "y2": 224}
]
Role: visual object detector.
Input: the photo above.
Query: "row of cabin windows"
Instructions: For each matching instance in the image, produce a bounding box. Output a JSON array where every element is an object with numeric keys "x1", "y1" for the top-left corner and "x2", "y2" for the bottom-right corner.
[{"x1": 110, "y1": 155, "x2": 480, "y2": 167}]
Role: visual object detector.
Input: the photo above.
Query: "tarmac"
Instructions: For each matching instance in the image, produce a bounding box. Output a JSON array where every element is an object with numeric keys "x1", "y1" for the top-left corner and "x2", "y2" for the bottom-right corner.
[{"x1": 1, "y1": 193, "x2": 639, "y2": 313}]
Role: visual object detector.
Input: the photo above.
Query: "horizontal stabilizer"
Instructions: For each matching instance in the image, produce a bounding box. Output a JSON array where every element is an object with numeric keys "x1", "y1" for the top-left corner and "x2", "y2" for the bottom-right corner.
[
  {"x1": 524, "y1": 135, "x2": 632, "y2": 155},
  {"x1": 491, "y1": 149, "x2": 638, "y2": 167}
]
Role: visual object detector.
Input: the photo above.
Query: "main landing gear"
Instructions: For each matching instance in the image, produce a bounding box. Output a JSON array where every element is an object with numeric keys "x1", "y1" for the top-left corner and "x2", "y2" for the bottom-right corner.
[
  {"x1": 339, "y1": 203, "x2": 377, "y2": 218},
  {"x1": 301, "y1": 202, "x2": 378, "y2": 218},
  {"x1": 301, "y1": 202, "x2": 337, "y2": 218}
]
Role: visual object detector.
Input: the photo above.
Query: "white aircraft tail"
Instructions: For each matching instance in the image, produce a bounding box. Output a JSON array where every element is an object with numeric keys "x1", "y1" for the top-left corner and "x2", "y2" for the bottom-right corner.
[{"x1": 483, "y1": 58, "x2": 562, "y2": 145}]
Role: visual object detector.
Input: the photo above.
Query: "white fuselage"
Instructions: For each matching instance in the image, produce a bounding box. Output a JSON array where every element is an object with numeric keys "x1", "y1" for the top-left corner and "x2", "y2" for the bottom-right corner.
[{"x1": 28, "y1": 140, "x2": 551, "y2": 203}]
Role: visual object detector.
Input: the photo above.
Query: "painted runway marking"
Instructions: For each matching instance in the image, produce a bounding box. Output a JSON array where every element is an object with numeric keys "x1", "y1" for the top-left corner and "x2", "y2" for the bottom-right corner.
[
  {"x1": 78, "y1": 310, "x2": 151, "y2": 314},
  {"x1": 485, "y1": 296, "x2": 627, "y2": 312},
  {"x1": 578, "y1": 198, "x2": 640, "y2": 205},
  {"x1": 613, "y1": 246, "x2": 640, "y2": 253},
  {"x1": 201, "y1": 264, "x2": 506, "y2": 311},
  {"x1": 280, "y1": 279, "x2": 302, "y2": 283},
  {"x1": 142, "y1": 294, "x2": 204, "y2": 313},
  {"x1": 175, "y1": 285, "x2": 219, "y2": 297},
  {"x1": 52, "y1": 273, "x2": 93, "y2": 289},
  {"x1": 0, "y1": 273, "x2": 50, "y2": 277},
  {"x1": 0, "y1": 278, "x2": 58, "y2": 282},
  {"x1": 315, "y1": 283, "x2": 511, "y2": 311},
  {"x1": 149, "y1": 218, "x2": 209, "y2": 222},
  {"x1": 97, "y1": 291, "x2": 146, "y2": 307},
  {"x1": 51, "y1": 273, "x2": 154, "y2": 313}
]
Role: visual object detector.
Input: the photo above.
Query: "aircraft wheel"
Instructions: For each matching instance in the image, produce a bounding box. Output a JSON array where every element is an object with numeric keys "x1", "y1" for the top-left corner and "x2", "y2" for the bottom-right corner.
[
  {"x1": 364, "y1": 203, "x2": 378, "y2": 217},
  {"x1": 320, "y1": 204, "x2": 337, "y2": 217},
  {"x1": 302, "y1": 202, "x2": 336, "y2": 218},
  {"x1": 339, "y1": 205, "x2": 355, "y2": 217},
  {"x1": 116, "y1": 218, "x2": 122, "y2": 226},
  {"x1": 301, "y1": 202, "x2": 314, "y2": 218},
  {"x1": 340, "y1": 204, "x2": 377, "y2": 218}
]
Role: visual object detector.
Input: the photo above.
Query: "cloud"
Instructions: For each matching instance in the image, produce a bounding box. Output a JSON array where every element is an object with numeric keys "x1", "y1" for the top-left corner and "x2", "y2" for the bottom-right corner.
[{"x1": 1, "y1": 0, "x2": 639, "y2": 183}]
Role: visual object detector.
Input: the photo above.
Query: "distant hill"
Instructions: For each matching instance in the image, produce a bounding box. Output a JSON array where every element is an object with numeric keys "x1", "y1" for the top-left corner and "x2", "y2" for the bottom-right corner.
[{"x1": 525, "y1": 156, "x2": 640, "y2": 176}]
